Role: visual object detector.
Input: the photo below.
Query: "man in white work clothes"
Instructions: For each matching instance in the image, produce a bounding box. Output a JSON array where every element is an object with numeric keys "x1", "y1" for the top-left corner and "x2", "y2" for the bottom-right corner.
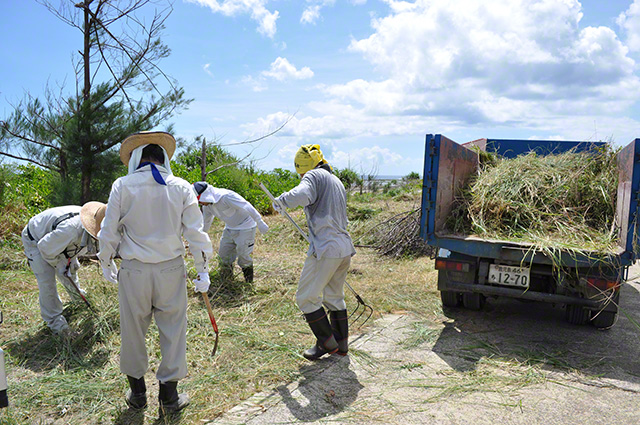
[
  {"x1": 193, "y1": 182, "x2": 268, "y2": 283},
  {"x1": 274, "y1": 144, "x2": 355, "y2": 361},
  {"x1": 21, "y1": 201, "x2": 106, "y2": 335},
  {"x1": 98, "y1": 131, "x2": 213, "y2": 415}
]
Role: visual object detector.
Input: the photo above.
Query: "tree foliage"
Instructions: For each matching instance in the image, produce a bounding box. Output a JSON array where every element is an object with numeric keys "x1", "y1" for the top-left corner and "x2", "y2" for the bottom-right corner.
[
  {"x1": 172, "y1": 140, "x2": 299, "y2": 214},
  {"x1": 0, "y1": 0, "x2": 190, "y2": 204}
]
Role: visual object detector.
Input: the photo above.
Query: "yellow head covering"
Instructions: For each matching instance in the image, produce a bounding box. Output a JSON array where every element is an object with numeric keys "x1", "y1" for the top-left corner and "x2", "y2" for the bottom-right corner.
[{"x1": 294, "y1": 144, "x2": 325, "y2": 175}]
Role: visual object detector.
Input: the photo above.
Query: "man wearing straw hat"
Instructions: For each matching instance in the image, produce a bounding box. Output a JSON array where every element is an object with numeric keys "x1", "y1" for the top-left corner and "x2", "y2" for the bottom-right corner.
[
  {"x1": 97, "y1": 131, "x2": 213, "y2": 415},
  {"x1": 21, "y1": 201, "x2": 106, "y2": 335},
  {"x1": 273, "y1": 144, "x2": 355, "y2": 360},
  {"x1": 192, "y1": 181, "x2": 269, "y2": 283}
]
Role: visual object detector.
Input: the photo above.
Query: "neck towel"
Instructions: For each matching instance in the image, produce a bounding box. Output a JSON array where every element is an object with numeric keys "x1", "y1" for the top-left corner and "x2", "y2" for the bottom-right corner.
[{"x1": 127, "y1": 144, "x2": 173, "y2": 185}]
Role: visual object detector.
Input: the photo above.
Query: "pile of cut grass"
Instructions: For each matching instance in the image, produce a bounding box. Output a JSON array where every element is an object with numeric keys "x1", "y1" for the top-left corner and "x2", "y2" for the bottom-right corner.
[{"x1": 446, "y1": 145, "x2": 620, "y2": 255}]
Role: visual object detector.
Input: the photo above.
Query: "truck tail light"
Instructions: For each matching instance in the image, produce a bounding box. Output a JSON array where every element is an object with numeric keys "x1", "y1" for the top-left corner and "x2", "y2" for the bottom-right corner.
[
  {"x1": 586, "y1": 278, "x2": 620, "y2": 291},
  {"x1": 435, "y1": 259, "x2": 471, "y2": 273}
]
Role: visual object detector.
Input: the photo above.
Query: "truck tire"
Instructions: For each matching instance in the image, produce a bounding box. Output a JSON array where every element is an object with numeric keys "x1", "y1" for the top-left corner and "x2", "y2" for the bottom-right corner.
[
  {"x1": 565, "y1": 304, "x2": 590, "y2": 325},
  {"x1": 441, "y1": 290, "x2": 461, "y2": 307},
  {"x1": 591, "y1": 311, "x2": 617, "y2": 329},
  {"x1": 462, "y1": 292, "x2": 485, "y2": 310}
]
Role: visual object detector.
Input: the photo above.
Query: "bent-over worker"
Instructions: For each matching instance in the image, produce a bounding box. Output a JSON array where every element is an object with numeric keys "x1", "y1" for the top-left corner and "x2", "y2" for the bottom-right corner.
[
  {"x1": 98, "y1": 131, "x2": 213, "y2": 415},
  {"x1": 21, "y1": 201, "x2": 105, "y2": 335},
  {"x1": 193, "y1": 182, "x2": 268, "y2": 283},
  {"x1": 274, "y1": 144, "x2": 355, "y2": 360}
]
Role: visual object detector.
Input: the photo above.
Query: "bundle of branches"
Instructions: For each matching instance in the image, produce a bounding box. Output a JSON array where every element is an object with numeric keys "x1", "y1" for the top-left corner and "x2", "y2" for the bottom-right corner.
[
  {"x1": 447, "y1": 145, "x2": 620, "y2": 255},
  {"x1": 370, "y1": 208, "x2": 435, "y2": 258}
]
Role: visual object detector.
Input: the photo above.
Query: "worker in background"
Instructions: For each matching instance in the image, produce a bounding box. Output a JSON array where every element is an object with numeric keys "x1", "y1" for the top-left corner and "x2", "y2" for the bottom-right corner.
[
  {"x1": 193, "y1": 182, "x2": 269, "y2": 283},
  {"x1": 273, "y1": 144, "x2": 355, "y2": 360},
  {"x1": 21, "y1": 201, "x2": 106, "y2": 335},
  {"x1": 98, "y1": 131, "x2": 213, "y2": 415}
]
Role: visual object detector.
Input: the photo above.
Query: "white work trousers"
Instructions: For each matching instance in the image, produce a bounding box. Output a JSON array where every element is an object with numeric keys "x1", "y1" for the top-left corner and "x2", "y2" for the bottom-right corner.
[
  {"x1": 296, "y1": 255, "x2": 351, "y2": 314},
  {"x1": 218, "y1": 227, "x2": 256, "y2": 268},
  {"x1": 118, "y1": 256, "x2": 188, "y2": 383},
  {"x1": 21, "y1": 228, "x2": 84, "y2": 334}
]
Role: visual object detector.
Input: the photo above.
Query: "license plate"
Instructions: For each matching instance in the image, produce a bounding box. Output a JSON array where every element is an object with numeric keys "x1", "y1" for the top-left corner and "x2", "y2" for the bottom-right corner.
[{"x1": 488, "y1": 264, "x2": 530, "y2": 288}]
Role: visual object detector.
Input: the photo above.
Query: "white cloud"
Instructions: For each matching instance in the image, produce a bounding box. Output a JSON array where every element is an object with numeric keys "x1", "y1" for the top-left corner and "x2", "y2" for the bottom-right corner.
[
  {"x1": 241, "y1": 75, "x2": 267, "y2": 92},
  {"x1": 300, "y1": 0, "x2": 336, "y2": 25},
  {"x1": 301, "y1": 6, "x2": 321, "y2": 25},
  {"x1": 336, "y1": 0, "x2": 639, "y2": 125},
  {"x1": 203, "y1": 63, "x2": 213, "y2": 77},
  {"x1": 185, "y1": 0, "x2": 279, "y2": 38},
  {"x1": 245, "y1": 0, "x2": 640, "y2": 158},
  {"x1": 262, "y1": 57, "x2": 314, "y2": 81},
  {"x1": 617, "y1": 0, "x2": 640, "y2": 52}
]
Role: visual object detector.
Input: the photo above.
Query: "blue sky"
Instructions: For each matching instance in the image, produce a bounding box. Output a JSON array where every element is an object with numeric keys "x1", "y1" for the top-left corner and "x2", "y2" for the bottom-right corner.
[{"x1": 2, "y1": 0, "x2": 640, "y2": 176}]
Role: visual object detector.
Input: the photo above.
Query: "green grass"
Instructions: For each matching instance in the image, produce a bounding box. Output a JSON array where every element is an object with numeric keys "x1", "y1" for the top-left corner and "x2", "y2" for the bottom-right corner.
[{"x1": 0, "y1": 190, "x2": 444, "y2": 424}]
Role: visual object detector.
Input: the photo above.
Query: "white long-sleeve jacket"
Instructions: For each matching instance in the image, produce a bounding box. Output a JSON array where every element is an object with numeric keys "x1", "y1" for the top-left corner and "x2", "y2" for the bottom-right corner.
[
  {"x1": 200, "y1": 187, "x2": 265, "y2": 232},
  {"x1": 276, "y1": 165, "x2": 356, "y2": 259},
  {"x1": 98, "y1": 164, "x2": 213, "y2": 274},
  {"x1": 26, "y1": 205, "x2": 85, "y2": 267}
]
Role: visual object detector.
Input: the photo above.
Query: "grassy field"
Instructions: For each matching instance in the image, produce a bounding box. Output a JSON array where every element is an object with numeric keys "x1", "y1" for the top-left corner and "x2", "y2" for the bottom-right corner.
[{"x1": 0, "y1": 188, "x2": 444, "y2": 424}]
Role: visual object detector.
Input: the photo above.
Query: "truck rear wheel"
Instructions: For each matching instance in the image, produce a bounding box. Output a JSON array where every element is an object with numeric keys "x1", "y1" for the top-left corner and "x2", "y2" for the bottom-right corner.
[
  {"x1": 591, "y1": 311, "x2": 617, "y2": 329},
  {"x1": 462, "y1": 292, "x2": 485, "y2": 310},
  {"x1": 440, "y1": 290, "x2": 461, "y2": 307},
  {"x1": 565, "y1": 304, "x2": 590, "y2": 325}
]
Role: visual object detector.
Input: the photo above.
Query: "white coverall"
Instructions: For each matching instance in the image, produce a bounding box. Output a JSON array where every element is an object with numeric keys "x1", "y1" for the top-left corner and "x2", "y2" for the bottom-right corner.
[
  {"x1": 21, "y1": 205, "x2": 91, "y2": 333},
  {"x1": 276, "y1": 165, "x2": 356, "y2": 313},
  {"x1": 200, "y1": 186, "x2": 268, "y2": 269},
  {"x1": 98, "y1": 161, "x2": 212, "y2": 384}
]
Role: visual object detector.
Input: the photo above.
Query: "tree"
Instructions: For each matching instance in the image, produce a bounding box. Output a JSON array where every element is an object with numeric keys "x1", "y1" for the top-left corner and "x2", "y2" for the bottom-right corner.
[{"x1": 0, "y1": 0, "x2": 190, "y2": 203}]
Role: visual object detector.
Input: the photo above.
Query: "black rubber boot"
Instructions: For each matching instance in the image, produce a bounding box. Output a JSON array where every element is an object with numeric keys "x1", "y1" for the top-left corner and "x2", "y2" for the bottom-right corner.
[
  {"x1": 330, "y1": 309, "x2": 349, "y2": 356},
  {"x1": 242, "y1": 266, "x2": 254, "y2": 283},
  {"x1": 125, "y1": 376, "x2": 147, "y2": 409},
  {"x1": 158, "y1": 381, "x2": 190, "y2": 416},
  {"x1": 303, "y1": 308, "x2": 339, "y2": 360}
]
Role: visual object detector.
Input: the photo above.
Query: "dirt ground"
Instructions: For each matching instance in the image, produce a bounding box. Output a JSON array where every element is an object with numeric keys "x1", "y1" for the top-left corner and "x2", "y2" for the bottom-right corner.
[{"x1": 206, "y1": 265, "x2": 640, "y2": 425}]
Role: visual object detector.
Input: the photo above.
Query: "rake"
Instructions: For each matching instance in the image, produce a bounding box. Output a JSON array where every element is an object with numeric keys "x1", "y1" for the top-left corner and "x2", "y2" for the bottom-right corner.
[{"x1": 259, "y1": 182, "x2": 373, "y2": 327}]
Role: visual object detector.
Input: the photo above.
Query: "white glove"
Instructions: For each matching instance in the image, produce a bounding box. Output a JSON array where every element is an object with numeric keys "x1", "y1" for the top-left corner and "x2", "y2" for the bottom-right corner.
[
  {"x1": 101, "y1": 260, "x2": 118, "y2": 284},
  {"x1": 69, "y1": 257, "x2": 81, "y2": 274},
  {"x1": 257, "y1": 220, "x2": 269, "y2": 234},
  {"x1": 56, "y1": 258, "x2": 70, "y2": 275},
  {"x1": 194, "y1": 272, "x2": 211, "y2": 293},
  {"x1": 272, "y1": 201, "x2": 283, "y2": 214}
]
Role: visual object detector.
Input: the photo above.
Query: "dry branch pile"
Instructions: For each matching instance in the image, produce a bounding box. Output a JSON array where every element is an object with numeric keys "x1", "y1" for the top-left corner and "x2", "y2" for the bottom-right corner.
[
  {"x1": 446, "y1": 146, "x2": 620, "y2": 254},
  {"x1": 371, "y1": 208, "x2": 434, "y2": 258}
]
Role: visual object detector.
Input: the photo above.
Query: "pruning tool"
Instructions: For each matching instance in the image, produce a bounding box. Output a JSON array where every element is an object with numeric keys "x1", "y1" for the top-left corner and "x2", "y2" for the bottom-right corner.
[
  {"x1": 63, "y1": 258, "x2": 94, "y2": 312},
  {"x1": 259, "y1": 182, "x2": 373, "y2": 327},
  {"x1": 201, "y1": 291, "x2": 219, "y2": 356}
]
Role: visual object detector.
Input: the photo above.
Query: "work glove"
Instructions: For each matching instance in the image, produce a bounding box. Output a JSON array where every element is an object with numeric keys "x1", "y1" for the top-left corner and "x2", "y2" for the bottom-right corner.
[
  {"x1": 101, "y1": 260, "x2": 118, "y2": 285},
  {"x1": 257, "y1": 220, "x2": 269, "y2": 234},
  {"x1": 56, "y1": 258, "x2": 70, "y2": 275},
  {"x1": 272, "y1": 201, "x2": 283, "y2": 214},
  {"x1": 69, "y1": 257, "x2": 81, "y2": 274},
  {"x1": 193, "y1": 272, "x2": 211, "y2": 293}
]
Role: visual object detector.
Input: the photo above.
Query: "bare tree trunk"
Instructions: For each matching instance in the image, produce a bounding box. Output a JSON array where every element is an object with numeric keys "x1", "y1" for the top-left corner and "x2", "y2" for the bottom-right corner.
[
  {"x1": 80, "y1": 0, "x2": 93, "y2": 203},
  {"x1": 82, "y1": 0, "x2": 92, "y2": 102},
  {"x1": 81, "y1": 161, "x2": 92, "y2": 204},
  {"x1": 201, "y1": 137, "x2": 207, "y2": 181}
]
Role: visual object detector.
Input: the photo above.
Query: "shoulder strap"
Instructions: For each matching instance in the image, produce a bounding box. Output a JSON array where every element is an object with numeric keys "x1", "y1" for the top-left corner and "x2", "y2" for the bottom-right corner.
[{"x1": 52, "y1": 212, "x2": 80, "y2": 230}]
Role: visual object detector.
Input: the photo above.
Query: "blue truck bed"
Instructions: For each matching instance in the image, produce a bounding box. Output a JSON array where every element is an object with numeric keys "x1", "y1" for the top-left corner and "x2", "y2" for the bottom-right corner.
[{"x1": 418, "y1": 134, "x2": 640, "y2": 327}]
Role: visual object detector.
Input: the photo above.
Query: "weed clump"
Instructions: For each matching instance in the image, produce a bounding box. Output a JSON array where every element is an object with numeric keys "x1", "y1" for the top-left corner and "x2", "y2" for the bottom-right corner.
[{"x1": 446, "y1": 145, "x2": 620, "y2": 254}]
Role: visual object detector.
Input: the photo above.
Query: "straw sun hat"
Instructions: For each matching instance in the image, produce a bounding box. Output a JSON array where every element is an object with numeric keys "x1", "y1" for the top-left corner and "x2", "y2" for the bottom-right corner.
[
  {"x1": 80, "y1": 201, "x2": 107, "y2": 239},
  {"x1": 119, "y1": 131, "x2": 176, "y2": 166}
]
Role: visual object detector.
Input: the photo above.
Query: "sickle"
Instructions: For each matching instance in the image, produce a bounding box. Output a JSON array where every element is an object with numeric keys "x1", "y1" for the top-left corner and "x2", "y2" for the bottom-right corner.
[
  {"x1": 201, "y1": 292, "x2": 219, "y2": 356},
  {"x1": 63, "y1": 259, "x2": 94, "y2": 312}
]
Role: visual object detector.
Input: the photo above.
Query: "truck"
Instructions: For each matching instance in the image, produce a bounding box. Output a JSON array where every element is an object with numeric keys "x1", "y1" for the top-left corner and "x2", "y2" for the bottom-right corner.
[{"x1": 419, "y1": 134, "x2": 640, "y2": 329}]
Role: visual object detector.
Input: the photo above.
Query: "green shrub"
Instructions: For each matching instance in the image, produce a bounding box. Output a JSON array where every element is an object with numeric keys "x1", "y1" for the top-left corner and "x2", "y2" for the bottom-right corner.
[{"x1": 0, "y1": 164, "x2": 57, "y2": 247}]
